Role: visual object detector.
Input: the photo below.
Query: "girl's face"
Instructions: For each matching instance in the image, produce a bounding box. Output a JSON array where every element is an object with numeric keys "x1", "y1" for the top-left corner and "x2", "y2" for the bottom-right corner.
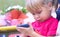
[{"x1": 31, "y1": 6, "x2": 51, "y2": 22}]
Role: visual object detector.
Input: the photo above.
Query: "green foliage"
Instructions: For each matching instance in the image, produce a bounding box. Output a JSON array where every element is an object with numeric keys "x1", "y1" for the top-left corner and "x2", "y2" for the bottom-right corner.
[
  {"x1": 22, "y1": 8, "x2": 28, "y2": 14},
  {"x1": 0, "y1": 0, "x2": 25, "y2": 12}
]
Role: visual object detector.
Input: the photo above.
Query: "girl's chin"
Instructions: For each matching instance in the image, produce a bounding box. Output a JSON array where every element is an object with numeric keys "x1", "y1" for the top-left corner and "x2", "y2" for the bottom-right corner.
[{"x1": 37, "y1": 20, "x2": 45, "y2": 22}]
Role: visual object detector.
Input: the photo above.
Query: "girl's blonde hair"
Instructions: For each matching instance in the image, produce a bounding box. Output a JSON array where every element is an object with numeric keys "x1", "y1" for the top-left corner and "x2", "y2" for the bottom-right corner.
[{"x1": 26, "y1": 0, "x2": 58, "y2": 12}]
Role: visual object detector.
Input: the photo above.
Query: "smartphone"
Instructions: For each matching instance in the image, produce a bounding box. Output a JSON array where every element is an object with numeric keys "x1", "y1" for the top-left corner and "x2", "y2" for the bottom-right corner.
[{"x1": 17, "y1": 24, "x2": 29, "y2": 28}]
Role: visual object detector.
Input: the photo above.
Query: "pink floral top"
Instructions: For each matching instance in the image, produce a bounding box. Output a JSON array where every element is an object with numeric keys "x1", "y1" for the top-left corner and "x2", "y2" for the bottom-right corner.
[{"x1": 32, "y1": 17, "x2": 58, "y2": 36}]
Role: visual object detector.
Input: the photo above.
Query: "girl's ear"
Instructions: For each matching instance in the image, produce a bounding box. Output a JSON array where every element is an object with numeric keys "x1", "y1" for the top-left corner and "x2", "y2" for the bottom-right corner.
[
  {"x1": 47, "y1": 2, "x2": 52, "y2": 7},
  {"x1": 47, "y1": 2, "x2": 52, "y2": 11}
]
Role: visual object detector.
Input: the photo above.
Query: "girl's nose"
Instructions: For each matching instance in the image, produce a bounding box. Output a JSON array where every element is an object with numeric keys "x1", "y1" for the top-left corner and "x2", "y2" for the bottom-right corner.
[{"x1": 34, "y1": 14, "x2": 40, "y2": 20}]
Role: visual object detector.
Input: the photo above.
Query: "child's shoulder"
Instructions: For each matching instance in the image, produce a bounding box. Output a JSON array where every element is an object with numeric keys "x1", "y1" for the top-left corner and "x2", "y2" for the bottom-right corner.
[
  {"x1": 51, "y1": 17, "x2": 58, "y2": 22},
  {"x1": 48, "y1": 17, "x2": 59, "y2": 25}
]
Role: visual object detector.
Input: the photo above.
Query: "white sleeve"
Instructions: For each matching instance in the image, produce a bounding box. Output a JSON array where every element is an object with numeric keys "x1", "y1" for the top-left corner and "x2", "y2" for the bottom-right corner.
[{"x1": 56, "y1": 21, "x2": 60, "y2": 36}]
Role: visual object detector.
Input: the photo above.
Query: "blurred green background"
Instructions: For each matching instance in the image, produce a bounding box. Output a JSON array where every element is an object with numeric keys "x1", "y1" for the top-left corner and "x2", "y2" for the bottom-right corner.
[{"x1": 0, "y1": 0, "x2": 25, "y2": 11}]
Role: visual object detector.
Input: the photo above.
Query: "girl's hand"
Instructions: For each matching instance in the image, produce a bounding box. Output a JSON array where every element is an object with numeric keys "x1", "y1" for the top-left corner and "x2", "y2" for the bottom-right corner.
[
  {"x1": 16, "y1": 23, "x2": 45, "y2": 37},
  {"x1": 16, "y1": 23, "x2": 34, "y2": 35}
]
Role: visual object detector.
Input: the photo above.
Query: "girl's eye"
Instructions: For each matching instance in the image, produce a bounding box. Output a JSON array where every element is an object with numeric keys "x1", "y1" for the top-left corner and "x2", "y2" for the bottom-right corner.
[
  {"x1": 37, "y1": 12, "x2": 41, "y2": 14},
  {"x1": 32, "y1": 13, "x2": 35, "y2": 15},
  {"x1": 37, "y1": 11, "x2": 42, "y2": 14}
]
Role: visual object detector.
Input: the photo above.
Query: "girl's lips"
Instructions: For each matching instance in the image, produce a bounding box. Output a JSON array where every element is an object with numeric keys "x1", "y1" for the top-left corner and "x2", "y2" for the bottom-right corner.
[{"x1": 36, "y1": 18, "x2": 41, "y2": 21}]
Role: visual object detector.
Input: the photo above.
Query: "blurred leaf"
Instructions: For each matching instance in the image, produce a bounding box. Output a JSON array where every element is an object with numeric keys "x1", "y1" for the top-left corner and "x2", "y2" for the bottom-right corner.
[{"x1": 22, "y1": 8, "x2": 28, "y2": 14}]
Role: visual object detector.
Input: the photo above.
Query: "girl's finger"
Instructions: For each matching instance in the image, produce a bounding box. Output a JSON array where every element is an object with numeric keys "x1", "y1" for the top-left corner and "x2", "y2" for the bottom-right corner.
[
  {"x1": 28, "y1": 22, "x2": 33, "y2": 29},
  {"x1": 17, "y1": 27, "x2": 28, "y2": 31}
]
